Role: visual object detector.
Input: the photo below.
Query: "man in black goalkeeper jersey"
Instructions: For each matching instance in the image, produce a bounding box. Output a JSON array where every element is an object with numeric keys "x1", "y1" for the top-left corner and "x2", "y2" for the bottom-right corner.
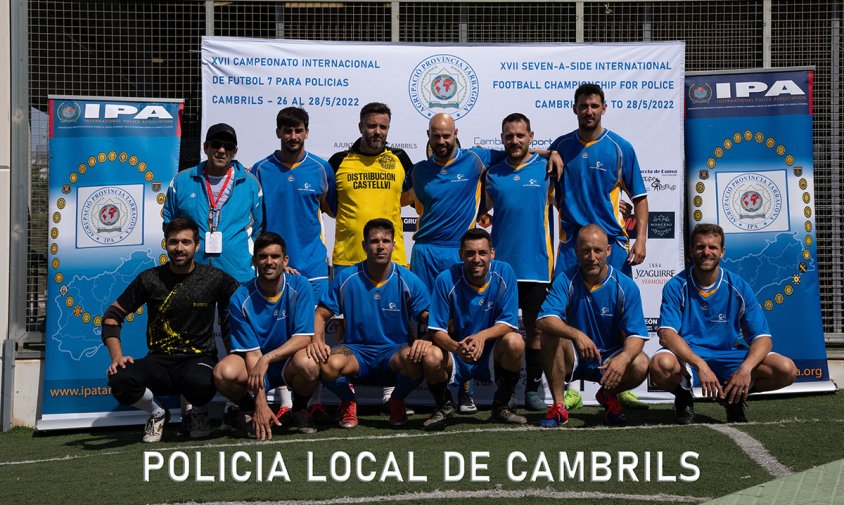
[{"x1": 102, "y1": 217, "x2": 239, "y2": 442}]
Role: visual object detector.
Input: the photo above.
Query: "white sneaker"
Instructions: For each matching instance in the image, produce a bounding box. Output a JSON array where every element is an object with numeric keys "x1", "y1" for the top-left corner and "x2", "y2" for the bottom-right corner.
[
  {"x1": 189, "y1": 409, "x2": 210, "y2": 439},
  {"x1": 142, "y1": 409, "x2": 170, "y2": 443},
  {"x1": 458, "y1": 392, "x2": 477, "y2": 414}
]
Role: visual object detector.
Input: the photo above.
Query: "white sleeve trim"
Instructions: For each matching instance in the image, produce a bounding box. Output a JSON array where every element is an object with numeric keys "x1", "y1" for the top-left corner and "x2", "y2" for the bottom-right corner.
[
  {"x1": 428, "y1": 325, "x2": 449, "y2": 333},
  {"x1": 231, "y1": 346, "x2": 260, "y2": 353},
  {"x1": 536, "y1": 314, "x2": 564, "y2": 322},
  {"x1": 496, "y1": 320, "x2": 519, "y2": 330},
  {"x1": 657, "y1": 325, "x2": 678, "y2": 332}
]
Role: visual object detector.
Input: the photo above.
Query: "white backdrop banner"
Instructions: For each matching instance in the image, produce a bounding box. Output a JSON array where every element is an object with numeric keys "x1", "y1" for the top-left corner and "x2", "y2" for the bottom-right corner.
[{"x1": 202, "y1": 37, "x2": 685, "y2": 402}]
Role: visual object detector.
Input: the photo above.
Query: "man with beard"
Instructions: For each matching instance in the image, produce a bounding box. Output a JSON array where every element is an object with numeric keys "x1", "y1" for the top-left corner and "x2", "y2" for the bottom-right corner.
[
  {"x1": 550, "y1": 83, "x2": 648, "y2": 279},
  {"x1": 650, "y1": 224, "x2": 798, "y2": 424},
  {"x1": 164, "y1": 123, "x2": 263, "y2": 284},
  {"x1": 326, "y1": 103, "x2": 414, "y2": 274},
  {"x1": 536, "y1": 225, "x2": 650, "y2": 427},
  {"x1": 252, "y1": 107, "x2": 334, "y2": 302},
  {"x1": 102, "y1": 218, "x2": 239, "y2": 442},
  {"x1": 213, "y1": 232, "x2": 321, "y2": 440},
  {"x1": 484, "y1": 113, "x2": 555, "y2": 412},
  {"x1": 421, "y1": 228, "x2": 527, "y2": 430},
  {"x1": 304, "y1": 219, "x2": 431, "y2": 429}
]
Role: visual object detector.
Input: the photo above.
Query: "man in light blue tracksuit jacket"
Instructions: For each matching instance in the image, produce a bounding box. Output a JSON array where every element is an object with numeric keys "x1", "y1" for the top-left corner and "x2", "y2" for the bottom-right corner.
[{"x1": 164, "y1": 123, "x2": 263, "y2": 284}]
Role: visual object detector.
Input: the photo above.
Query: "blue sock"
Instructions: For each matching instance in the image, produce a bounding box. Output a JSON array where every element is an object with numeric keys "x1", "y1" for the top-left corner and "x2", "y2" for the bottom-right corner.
[
  {"x1": 323, "y1": 376, "x2": 355, "y2": 402},
  {"x1": 392, "y1": 373, "x2": 423, "y2": 401}
]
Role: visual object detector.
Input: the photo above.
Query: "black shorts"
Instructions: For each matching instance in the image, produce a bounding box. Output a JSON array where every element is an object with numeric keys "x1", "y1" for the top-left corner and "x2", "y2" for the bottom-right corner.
[
  {"x1": 108, "y1": 353, "x2": 218, "y2": 407},
  {"x1": 517, "y1": 281, "x2": 549, "y2": 313}
]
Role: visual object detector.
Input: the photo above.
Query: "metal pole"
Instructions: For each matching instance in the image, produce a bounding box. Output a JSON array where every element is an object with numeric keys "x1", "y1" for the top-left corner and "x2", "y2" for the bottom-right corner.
[
  {"x1": 763, "y1": 0, "x2": 772, "y2": 68},
  {"x1": 206, "y1": 0, "x2": 215, "y2": 37},
  {"x1": 830, "y1": 8, "x2": 841, "y2": 334},
  {"x1": 576, "y1": 1, "x2": 584, "y2": 43},
  {"x1": 7, "y1": 0, "x2": 29, "y2": 431},
  {"x1": 391, "y1": 1, "x2": 400, "y2": 43}
]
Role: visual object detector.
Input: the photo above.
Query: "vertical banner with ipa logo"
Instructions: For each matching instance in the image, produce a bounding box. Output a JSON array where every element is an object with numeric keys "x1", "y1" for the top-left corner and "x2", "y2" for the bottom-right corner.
[
  {"x1": 38, "y1": 97, "x2": 183, "y2": 430},
  {"x1": 685, "y1": 69, "x2": 833, "y2": 391}
]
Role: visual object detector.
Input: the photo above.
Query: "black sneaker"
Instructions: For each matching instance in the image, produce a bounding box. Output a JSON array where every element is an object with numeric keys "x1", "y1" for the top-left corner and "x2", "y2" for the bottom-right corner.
[
  {"x1": 177, "y1": 409, "x2": 192, "y2": 437},
  {"x1": 423, "y1": 402, "x2": 455, "y2": 431},
  {"x1": 674, "y1": 388, "x2": 695, "y2": 425},
  {"x1": 725, "y1": 401, "x2": 748, "y2": 423}
]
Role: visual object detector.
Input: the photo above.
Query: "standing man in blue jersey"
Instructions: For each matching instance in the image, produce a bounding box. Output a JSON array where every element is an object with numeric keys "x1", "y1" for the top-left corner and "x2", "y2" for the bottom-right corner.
[
  {"x1": 304, "y1": 218, "x2": 431, "y2": 429},
  {"x1": 550, "y1": 82, "x2": 650, "y2": 410},
  {"x1": 409, "y1": 112, "x2": 506, "y2": 414},
  {"x1": 650, "y1": 224, "x2": 797, "y2": 424},
  {"x1": 485, "y1": 113, "x2": 555, "y2": 412},
  {"x1": 421, "y1": 228, "x2": 528, "y2": 430},
  {"x1": 213, "y1": 232, "x2": 321, "y2": 440},
  {"x1": 550, "y1": 83, "x2": 648, "y2": 279},
  {"x1": 164, "y1": 123, "x2": 263, "y2": 284},
  {"x1": 536, "y1": 225, "x2": 650, "y2": 427},
  {"x1": 252, "y1": 107, "x2": 334, "y2": 302}
]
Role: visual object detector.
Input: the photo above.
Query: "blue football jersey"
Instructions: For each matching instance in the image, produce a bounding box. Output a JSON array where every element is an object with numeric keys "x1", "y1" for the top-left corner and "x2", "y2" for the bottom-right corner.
[
  {"x1": 252, "y1": 151, "x2": 334, "y2": 283},
  {"x1": 551, "y1": 129, "x2": 647, "y2": 245},
  {"x1": 429, "y1": 260, "x2": 519, "y2": 340},
  {"x1": 411, "y1": 147, "x2": 504, "y2": 246},
  {"x1": 658, "y1": 267, "x2": 771, "y2": 351},
  {"x1": 538, "y1": 266, "x2": 648, "y2": 355},
  {"x1": 319, "y1": 262, "x2": 430, "y2": 346},
  {"x1": 485, "y1": 153, "x2": 555, "y2": 282},
  {"x1": 229, "y1": 274, "x2": 315, "y2": 354}
]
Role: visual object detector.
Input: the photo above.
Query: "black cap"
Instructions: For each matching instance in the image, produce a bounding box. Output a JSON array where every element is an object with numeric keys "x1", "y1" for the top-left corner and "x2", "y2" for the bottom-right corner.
[{"x1": 205, "y1": 123, "x2": 237, "y2": 146}]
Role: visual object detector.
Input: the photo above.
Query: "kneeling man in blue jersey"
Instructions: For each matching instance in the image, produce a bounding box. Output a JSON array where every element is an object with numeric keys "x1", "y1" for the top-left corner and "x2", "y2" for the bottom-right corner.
[
  {"x1": 213, "y1": 232, "x2": 320, "y2": 440},
  {"x1": 650, "y1": 224, "x2": 797, "y2": 424},
  {"x1": 422, "y1": 228, "x2": 527, "y2": 430},
  {"x1": 536, "y1": 224, "x2": 650, "y2": 427},
  {"x1": 304, "y1": 218, "x2": 431, "y2": 428}
]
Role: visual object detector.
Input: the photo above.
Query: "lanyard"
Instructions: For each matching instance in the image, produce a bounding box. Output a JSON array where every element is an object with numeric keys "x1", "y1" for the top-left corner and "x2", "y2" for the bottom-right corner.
[{"x1": 205, "y1": 167, "x2": 233, "y2": 232}]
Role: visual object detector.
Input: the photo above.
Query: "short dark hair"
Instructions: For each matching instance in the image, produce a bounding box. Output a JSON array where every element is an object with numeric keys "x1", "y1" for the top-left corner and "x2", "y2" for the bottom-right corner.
[
  {"x1": 460, "y1": 227, "x2": 492, "y2": 250},
  {"x1": 254, "y1": 232, "x2": 287, "y2": 257},
  {"x1": 360, "y1": 102, "x2": 391, "y2": 121},
  {"x1": 363, "y1": 218, "x2": 395, "y2": 241},
  {"x1": 691, "y1": 223, "x2": 725, "y2": 248},
  {"x1": 574, "y1": 83, "x2": 605, "y2": 104},
  {"x1": 276, "y1": 107, "x2": 309, "y2": 130},
  {"x1": 164, "y1": 217, "x2": 199, "y2": 242},
  {"x1": 502, "y1": 112, "x2": 531, "y2": 132}
]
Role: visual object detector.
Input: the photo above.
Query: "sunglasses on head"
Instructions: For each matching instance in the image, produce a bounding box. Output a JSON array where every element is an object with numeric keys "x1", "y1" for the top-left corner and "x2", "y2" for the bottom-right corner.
[{"x1": 209, "y1": 140, "x2": 236, "y2": 151}]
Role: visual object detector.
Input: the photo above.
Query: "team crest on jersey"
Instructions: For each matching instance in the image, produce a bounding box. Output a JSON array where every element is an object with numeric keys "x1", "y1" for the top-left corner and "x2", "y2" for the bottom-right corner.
[
  {"x1": 408, "y1": 54, "x2": 479, "y2": 120},
  {"x1": 288, "y1": 174, "x2": 295, "y2": 182},
  {"x1": 513, "y1": 175, "x2": 521, "y2": 181},
  {"x1": 77, "y1": 185, "x2": 142, "y2": 247},
  {"x1": 720, "y1": 172, "x2": 783, "y2": 232},
  {"x1": 439, "y1": 168, "x2": 447, "y2": 175},
  {"x1": 378, "y1": 154, "x2": 396, "y2": 170}
]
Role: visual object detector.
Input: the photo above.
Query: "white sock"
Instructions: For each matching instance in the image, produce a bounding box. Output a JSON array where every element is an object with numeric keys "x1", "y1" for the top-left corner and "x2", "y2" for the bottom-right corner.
[
  {"x1": 382, "y1": 386, "x2": 394, "y2": 403},
  {"x1": 279, "y1": 386, "x2": 293, "y2": 409},
  {"x1": 133, "y1": 388, "x2": 165, "y2": 418}
]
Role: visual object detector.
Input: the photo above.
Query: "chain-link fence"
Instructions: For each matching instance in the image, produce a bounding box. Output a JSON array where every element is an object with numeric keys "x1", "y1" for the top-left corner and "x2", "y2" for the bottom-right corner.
[{"x1": 22, "y1": 0, "x2": 844, "y2": 341}]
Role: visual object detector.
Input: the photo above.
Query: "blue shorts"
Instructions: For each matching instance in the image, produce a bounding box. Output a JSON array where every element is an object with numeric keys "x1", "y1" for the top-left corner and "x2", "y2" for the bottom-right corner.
[
  {"x1": 410, "y1": 242, "x2": 460, "y2": 290},
  {"x1": 308, "y1": 277, "x2": 328, "y2": 304},
  {"x1": 449, "y1": 340, "x2": 498, "y2": 386},
  {"x1": 656, "y1": 346, "x2": 758, "y2": 387},
  {"x1": 569, "y1": 347, "x2": 623, "y2": 383},
  {"x1": 264, "y1": 357, "x2": 292, "y2": 391},
  {"x1": 555, "y1": 237, "x2": 632, "y2": 278},
  {"x1": 338, "y1": 343, "x2": 405, "y2": 385}
]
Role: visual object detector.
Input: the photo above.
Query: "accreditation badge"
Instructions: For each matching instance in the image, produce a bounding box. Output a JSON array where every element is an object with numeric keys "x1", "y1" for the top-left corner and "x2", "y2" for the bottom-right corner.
[{"x1": 205, "y1": 231, "x2": 223, "y2": 254}]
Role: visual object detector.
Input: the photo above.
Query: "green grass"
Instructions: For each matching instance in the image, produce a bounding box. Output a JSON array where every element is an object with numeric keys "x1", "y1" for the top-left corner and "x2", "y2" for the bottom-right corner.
[{"x1": 1, "y1": 391, "x2": 841, "y2": 504}]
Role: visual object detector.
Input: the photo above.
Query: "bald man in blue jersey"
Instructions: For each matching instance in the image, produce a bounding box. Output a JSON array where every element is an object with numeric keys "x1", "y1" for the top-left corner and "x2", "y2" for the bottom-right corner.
[{"x1": 536, "y1": 225, "x2": 650, "y2": 427}]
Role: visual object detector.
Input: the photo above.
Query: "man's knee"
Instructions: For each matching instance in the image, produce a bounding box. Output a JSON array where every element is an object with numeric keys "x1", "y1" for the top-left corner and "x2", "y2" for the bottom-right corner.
[
  {"x1": 213, "y1": 357, "x2": 245, "y2": 389},
  {"x1": 321, "y1": 354, "x2": 348, "y2": 381},
  {"x1": 290, "y1": 350, "x2": 320, "y2": 381},
  {"x1": 628, "y1": 352, "x2": 650, "y2": 380},
  {"x1": 107, "y1": 369, "x2": 144, "y2": 405},
  {"x1": 500, "y1": 332, "x2": 525, "y2": 356},
  {"x1": 757, "y1": 354, "x2": 799, "y2": 389}
]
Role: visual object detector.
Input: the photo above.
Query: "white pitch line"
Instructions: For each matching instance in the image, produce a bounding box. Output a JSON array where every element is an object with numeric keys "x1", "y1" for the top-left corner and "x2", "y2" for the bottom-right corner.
[
  {"x1": 706, "y1": 424, "x2": 793, "y2": 478},
  {"x1": 152, "y1": 487, "x2": 713, "y2": 505},
  {"x1": 3, "y1": 417, "x2": 840, "y2": 467}
]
